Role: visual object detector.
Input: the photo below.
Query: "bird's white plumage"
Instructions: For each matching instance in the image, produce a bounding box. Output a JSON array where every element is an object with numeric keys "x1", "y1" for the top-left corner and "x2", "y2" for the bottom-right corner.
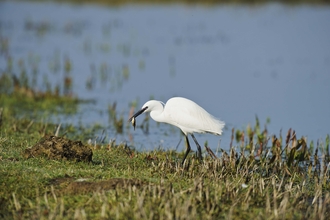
[
  {"x1": 129, "y1": 97, "x2": 225, "y2": 164},
  {"x1": 141, "y1": 97, "x2": 224, "y2": 136}
]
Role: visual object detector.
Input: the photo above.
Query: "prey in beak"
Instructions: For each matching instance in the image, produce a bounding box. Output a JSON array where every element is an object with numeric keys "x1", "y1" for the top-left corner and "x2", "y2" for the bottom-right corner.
[
  {"x1": 128, "y1": 106, "x2": 148, "y2": 130},
  {"x1": 130, "y1": 117, "x2": 136, "y2": 130}
]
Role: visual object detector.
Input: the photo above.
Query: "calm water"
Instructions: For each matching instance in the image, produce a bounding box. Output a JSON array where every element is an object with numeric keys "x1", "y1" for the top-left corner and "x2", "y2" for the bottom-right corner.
[{"x1": 1, "y1": 2, "x2": 330, "y2": 152}]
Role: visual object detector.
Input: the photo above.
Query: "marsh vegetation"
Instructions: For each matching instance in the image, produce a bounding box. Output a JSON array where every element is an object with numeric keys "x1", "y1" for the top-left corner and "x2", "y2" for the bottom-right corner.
[
  {"x1": 1, "y1": 1, "x2": 330, "y2": 219},
  {"x1": 0, "y1": 83, "x2": 329, "y2": 218}
]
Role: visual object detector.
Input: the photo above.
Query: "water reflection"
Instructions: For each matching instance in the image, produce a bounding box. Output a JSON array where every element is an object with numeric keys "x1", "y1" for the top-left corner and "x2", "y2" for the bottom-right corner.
[{"x1": 0, "y1": 2, "x2": 329, "y2": 152}]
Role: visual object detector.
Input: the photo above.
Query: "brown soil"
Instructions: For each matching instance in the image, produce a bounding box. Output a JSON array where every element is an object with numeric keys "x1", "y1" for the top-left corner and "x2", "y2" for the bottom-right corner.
[{"x1": 24, "y1": 135, "x2": 92, "y2": 162}]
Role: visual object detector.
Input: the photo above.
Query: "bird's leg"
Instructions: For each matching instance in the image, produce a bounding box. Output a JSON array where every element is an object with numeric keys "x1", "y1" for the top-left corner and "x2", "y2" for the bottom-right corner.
[
  {"x1": 182, "y1": 135, "x2": 191, "y2": 165},
  {"x1": 191, "y1": 134, "x2": 203, "y2": 162}
]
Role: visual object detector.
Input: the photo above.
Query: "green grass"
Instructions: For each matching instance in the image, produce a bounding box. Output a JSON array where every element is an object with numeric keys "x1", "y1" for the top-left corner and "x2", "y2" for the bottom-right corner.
[
  {"x1": 0, "y1": 84, "x2": 330, "y2": 219},
  {"x1": 0, "y1": 91, "x2": 329, "y2": 219}
]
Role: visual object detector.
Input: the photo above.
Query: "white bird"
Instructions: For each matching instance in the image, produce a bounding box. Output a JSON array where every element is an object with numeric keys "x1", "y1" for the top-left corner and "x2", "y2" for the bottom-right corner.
[{"x1": 128, "y1": 97, "x2": 225, "y2": 164}]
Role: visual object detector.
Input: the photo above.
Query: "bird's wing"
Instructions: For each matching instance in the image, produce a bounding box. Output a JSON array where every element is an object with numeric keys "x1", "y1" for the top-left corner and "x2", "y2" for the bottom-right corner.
[{"x1": 164, "y1": 101, "x2": 224, "y2": 135}]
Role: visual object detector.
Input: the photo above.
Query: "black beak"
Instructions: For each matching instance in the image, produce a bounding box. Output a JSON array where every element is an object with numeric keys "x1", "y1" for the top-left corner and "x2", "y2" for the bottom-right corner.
[{"x1": 128, "y1": 106, "x2": 148, "y2": 122}]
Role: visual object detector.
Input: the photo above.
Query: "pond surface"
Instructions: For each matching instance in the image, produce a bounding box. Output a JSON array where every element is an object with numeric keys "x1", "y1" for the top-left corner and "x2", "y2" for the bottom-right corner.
[{"x1": 1, "y1": 2, "x2": 330, "y2": 152}]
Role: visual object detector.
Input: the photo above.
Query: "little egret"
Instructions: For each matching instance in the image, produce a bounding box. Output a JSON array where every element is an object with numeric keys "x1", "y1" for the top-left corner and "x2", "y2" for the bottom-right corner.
[{"x1": 128, "y1": 97, "x2": 225, "y2": 164}]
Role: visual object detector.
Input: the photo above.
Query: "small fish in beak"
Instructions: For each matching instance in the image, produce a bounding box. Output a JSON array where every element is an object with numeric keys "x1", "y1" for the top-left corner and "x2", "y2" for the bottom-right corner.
[
  {"x1": 131, "y1": 117, "x2": 136, "y2": 130},
  {"x1": 128, "y1": 106, "x2": 148, "y2": 131}
]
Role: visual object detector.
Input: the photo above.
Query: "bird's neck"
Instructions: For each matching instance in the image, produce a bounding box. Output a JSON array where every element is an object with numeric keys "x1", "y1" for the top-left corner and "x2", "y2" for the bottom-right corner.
[{"x1": 150, "y1": 110, "x2": 165, "y2": 123}]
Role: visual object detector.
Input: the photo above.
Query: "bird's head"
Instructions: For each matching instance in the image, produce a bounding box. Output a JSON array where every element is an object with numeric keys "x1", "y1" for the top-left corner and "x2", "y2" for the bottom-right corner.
[{"x1": 128, "y1": 100, "x2": 164, "y2": 130}]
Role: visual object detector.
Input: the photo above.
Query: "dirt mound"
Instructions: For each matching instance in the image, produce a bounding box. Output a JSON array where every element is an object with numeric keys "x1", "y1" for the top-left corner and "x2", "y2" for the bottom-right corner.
[{"x1": 24, "y1": 135, "x2": 92, "y2": 162}]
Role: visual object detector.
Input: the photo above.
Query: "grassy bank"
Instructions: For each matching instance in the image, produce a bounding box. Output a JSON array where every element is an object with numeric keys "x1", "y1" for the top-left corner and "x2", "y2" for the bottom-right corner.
[{"x1": 0, "y1": 91, "x2": 329, "y2": 219}]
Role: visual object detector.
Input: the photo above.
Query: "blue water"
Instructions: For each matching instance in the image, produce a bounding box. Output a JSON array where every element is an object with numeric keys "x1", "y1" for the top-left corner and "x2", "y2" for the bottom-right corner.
[{"x1": 1, "y1": 2, "x2": 330, "y2": 153}]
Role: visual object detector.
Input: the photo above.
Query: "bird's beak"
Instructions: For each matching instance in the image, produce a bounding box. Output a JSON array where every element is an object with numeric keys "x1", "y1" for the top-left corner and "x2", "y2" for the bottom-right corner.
[{"x1": 128, "y1": 106, "x2": 148, "y2": 130}]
